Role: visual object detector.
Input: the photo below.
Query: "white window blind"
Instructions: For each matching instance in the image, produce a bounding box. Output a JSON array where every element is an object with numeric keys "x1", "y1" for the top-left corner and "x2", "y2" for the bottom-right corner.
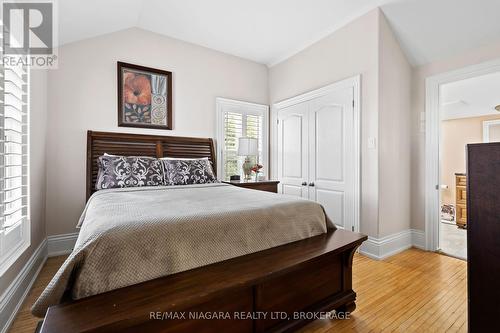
[
  {"x1": 223, "y1": 111, "x2": 243, "y2": 179},
  {"x1": 216, "y1": 98, "x2": 269, "y2": 181},
  {"x1": 0, "y1": 58, "x2": 30, "y2": 275}
]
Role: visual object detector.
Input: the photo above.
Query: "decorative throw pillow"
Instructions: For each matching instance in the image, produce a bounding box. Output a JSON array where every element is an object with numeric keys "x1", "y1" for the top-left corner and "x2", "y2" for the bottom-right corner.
[
  {"x1": 96, "y1": 154, "x2": 164, "y2": 190},
  {"x1": 160, "y1": 157, "x2": 217, "y2": 185}
]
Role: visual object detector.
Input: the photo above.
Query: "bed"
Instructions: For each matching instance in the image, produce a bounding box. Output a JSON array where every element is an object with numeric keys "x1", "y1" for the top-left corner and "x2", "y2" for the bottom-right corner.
[{"x1": 38, "y1": 131, "x2": 367, "y2": 333}]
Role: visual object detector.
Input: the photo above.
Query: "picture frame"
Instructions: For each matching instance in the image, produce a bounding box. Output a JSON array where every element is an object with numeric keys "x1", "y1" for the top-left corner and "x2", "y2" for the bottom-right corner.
[{"x1": 117, "y1": 61, "x2": 173, "y2": 130}]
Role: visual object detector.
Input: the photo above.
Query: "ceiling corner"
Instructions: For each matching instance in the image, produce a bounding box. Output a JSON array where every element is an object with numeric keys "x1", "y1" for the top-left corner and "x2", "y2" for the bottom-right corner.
[{"x1": 134, "y1": 0, "x2": 148, "y2": 28}]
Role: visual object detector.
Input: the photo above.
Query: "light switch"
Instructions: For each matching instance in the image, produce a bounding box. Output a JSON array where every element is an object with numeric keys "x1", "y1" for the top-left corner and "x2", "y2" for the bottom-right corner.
[{"x1": 368, "y1": 137, "x2": 376, "y2": 149}]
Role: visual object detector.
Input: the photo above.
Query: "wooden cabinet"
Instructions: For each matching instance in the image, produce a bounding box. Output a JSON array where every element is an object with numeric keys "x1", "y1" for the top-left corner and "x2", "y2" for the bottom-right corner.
[
  {"x1": 467, "y1": 143, "x2": 500, "y2": 332},
  {"x1": 222, "y1": 180, "x2": 280, "y2": 193},
  {"x1": 455, "y1": 173, "x2": 467, "y2": 228}
]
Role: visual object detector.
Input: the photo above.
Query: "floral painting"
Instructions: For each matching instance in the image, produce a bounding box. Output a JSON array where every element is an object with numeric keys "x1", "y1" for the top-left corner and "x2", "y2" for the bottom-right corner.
[{"x1": 118, "y1": 62, "x2": 172, "y2": 129}]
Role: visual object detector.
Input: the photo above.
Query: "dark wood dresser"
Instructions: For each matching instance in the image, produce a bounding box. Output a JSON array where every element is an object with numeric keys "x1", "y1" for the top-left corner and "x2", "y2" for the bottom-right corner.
[
  {"x1": 467, "y1": 143, "x2": 500, "y2": 332},
  {"x1": 222, "y1": 180, "x2": 280, "y2": 193}
]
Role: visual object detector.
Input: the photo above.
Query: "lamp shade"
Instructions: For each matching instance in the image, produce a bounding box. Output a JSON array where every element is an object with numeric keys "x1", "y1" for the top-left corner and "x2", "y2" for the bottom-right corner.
[{"x1": 237, "y1": 137, "x2": 258, "y2": 156}]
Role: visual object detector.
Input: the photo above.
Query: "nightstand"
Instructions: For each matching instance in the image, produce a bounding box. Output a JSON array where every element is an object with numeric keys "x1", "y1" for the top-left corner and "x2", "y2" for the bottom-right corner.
[{"x1": 222, "y1": 180, "x2": 280, "y2": 193}]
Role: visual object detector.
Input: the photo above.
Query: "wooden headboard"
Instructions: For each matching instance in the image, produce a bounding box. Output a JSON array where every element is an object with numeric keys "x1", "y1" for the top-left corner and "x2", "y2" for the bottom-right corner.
[{"x1": 86, "y1": 131, "x2": 216, "y2": 200}]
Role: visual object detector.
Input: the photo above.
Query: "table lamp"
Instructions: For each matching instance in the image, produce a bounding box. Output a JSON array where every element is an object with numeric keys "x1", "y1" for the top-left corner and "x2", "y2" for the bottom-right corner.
[{"x1": 237, "y1": 137, "x2": 258, "y2": 181}]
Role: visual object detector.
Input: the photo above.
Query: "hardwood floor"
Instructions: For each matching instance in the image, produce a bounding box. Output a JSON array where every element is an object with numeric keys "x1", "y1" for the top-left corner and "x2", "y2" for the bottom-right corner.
[
  {"x1": 7, "y1": 248, "x2": 466, "y2": 333},
  {"x1": 299, "y1": 249, "x2": 467, "y2": 332},
  {"x1": 8, "y1": 256, "x2": 66, "y2": 333}
]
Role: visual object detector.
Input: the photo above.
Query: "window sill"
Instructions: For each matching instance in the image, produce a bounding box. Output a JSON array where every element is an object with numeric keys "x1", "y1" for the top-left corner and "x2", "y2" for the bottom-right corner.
[{"x1": 0, "y1": 220, "x2": 31, "y2": 277}]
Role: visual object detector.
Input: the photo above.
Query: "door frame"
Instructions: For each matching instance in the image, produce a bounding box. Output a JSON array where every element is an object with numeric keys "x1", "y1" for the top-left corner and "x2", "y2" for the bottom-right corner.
[
  {"x1": 425, "y1": 57, "x2": 500, "y2": 251},
  {"x1": 215, "y1": 97, "x2": 270, "y2": 180},
  {"x1": 271, "y1": 75, "x2": 361, "y2": 232},
  {"x1": 483, "y1": 119, "x2": 500, "y2": 143}
]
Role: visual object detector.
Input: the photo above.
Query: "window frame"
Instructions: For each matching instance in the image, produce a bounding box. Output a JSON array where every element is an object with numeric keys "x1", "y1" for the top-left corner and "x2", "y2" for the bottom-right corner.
[
  {"x1": 215, "y1": 98, "x2": 269, "y2": 181},
  {"x1": 0, "y1": 61, "x2": 30, "y2": 277}
]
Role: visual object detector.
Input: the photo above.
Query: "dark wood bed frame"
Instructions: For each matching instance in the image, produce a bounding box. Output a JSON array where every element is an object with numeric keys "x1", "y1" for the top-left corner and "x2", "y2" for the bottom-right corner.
[
  {"x1": 41, "y1": 131, "x2": 367, "y2": 333},
  {"x1": 85, "y1": 131, "x2": 217, "y2": 200}
]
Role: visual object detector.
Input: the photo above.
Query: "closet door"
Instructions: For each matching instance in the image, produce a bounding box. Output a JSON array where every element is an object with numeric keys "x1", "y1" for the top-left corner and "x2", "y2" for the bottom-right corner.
[
  {"x1": 277, "y1": 103, "x2": 309, "y2": 198},
  {"x1": 308, "y1": 87, "x2": 354, "y2": 231}
]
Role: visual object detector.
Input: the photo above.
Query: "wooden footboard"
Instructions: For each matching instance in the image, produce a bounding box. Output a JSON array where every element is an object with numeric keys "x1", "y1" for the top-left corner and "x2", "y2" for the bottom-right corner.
[{"x1": 40, "y1": 229, "x2": 366, "y2": 333}]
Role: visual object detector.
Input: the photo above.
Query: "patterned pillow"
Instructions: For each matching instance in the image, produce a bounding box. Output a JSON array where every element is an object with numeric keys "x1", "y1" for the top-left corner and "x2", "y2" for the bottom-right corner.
[
  {"x1": 160, "y1": 157, "x2": 217, "y2": 185},
  {"x1": 96, "y1": 154, "x2": 164, "y2": 190}
]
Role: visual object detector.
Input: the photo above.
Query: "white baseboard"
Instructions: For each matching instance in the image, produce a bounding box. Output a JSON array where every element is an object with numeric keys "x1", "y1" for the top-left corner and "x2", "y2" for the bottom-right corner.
[
  {"x1": 0, "y1": 239, "x2": 47, "y2": 333},
  {"x1": 47, "y1": 232, "x2": 79, "y2": 257},
  {"x1": 359, "y1": 229, "x2": 425, "y2": 260},
  {"x1": 0, "y1": 232, "x2": 78, "y2": 333},
  {"x1": 411, "y1": 229, "x2": 426, "y2": 250}
]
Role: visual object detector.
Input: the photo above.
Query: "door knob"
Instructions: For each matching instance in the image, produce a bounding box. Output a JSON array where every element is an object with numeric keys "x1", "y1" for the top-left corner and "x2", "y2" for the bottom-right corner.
[
  {"x1": 308, "y1": 182, "x2": 315, "y2": 187},
  {"x1": 301, "y1": 182, "x2": 307, "y2": 186}
]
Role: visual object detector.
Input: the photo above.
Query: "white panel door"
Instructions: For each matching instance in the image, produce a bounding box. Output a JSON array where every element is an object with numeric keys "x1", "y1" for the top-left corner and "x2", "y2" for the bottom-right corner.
[
  {"x1": 308, "y1": 87, "x2": 354, "y2": 231},
  {"x1": 277, "y1": 103, "x2": 309, "y2": 198}
]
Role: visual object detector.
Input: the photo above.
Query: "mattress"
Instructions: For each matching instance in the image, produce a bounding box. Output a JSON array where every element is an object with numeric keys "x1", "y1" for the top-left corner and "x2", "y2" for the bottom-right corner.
[{"x1": 32, "y1": 183, "x2": 334, "y2": 317}]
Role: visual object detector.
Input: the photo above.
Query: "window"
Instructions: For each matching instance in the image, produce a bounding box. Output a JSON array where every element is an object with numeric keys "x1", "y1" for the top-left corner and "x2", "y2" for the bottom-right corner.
[
  {"x1": 0, "y1": 60, "x2": 30, "y2": 276},
  {"x1": 216, "y1": 98, "x2": 269, "y2": 181}
]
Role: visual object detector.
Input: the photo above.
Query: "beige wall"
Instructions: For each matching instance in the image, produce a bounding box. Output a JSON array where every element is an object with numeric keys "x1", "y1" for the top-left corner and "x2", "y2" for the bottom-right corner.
[
  {"x1": 269, "y1": 9, "x2": 380, "y2": 237},
  {"x1": 28, "y1": 8, "x2": 500, "y2": 243},
  {"x1": 0, "y1": 70, "x2": 48, "y2": 293},
  {"x1": 269, "y1": 9, "x2": 413, "y2": 238},
  {"x1": 411, "y1": 41, "x2": 500, "y2": 231},
  {"x1": 45, "y1": 28, "x2": 269, "y2": 236},
  {"x1": 441, "y1": 114, "x2": 500, "y2": 205},
  {"x1": 378, "y1": 13, "x2": 412, "y2": 237}
]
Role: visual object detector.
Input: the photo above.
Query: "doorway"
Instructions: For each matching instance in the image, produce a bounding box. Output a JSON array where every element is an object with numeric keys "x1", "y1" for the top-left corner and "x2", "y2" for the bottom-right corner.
[
  {"x1": 426, "y1": 59, "x2": 500, "y2": 257},
  {"x1": 272, "y1": 76, "x2": 360, "y2": 232}
]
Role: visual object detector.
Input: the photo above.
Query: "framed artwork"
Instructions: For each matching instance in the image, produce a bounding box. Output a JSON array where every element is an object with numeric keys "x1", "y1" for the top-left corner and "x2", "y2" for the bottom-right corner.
[{"x1": 117, "y1": 62, "x2": 172, "y2": 130}]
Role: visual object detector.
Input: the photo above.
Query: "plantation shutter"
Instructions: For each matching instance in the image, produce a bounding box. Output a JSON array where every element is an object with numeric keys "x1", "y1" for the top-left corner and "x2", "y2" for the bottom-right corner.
[
  {"x1": 221, "y1": 111, "x2": 266, "y2": 180},
  {"x1": 0, "y1": 59, "x2": 30, "y2": 271},
  {"x1": 217, "y1": 99, "x2": 269, "y2": 181},
  {"x1": 245, "y1": 114, "x2": 264, "y2": 170},
  {"x1": 223, "y1": 112, "x2": 243, "y2": 180}
]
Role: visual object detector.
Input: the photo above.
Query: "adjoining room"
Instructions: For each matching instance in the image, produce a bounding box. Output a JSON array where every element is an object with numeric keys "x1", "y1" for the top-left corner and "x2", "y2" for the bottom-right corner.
[{"x1": 439, "y1": 71, "x2": 500, "y2": 260}]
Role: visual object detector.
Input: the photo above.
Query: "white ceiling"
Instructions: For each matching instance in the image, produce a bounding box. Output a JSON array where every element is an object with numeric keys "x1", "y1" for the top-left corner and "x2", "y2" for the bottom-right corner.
[
  {"x1": 440, "y1": 70, "x2": 500, "y2": 120},
  {"x1": 381, "y1": 0, "x2": 500, "y2": 66},
  {"x1": 58, "y1": 0, "x2": 500, "y2": 67}
]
